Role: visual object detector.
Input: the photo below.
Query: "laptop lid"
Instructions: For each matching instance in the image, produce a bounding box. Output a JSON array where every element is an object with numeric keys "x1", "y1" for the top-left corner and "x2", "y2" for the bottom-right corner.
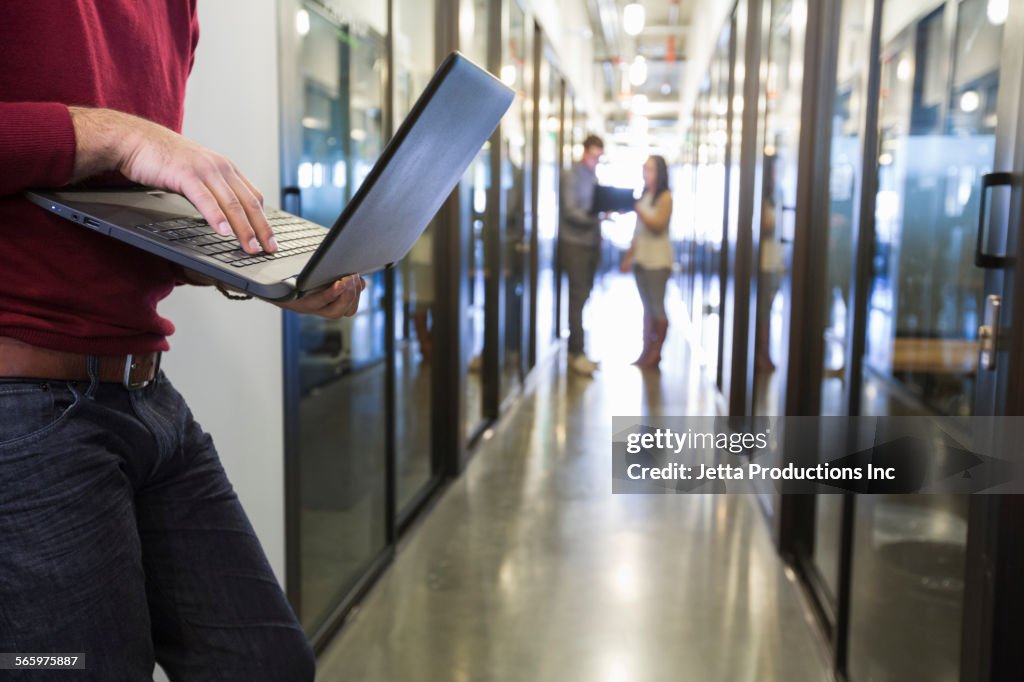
[
  {"x1": 592, "y1": 185, "x2": 638, "y2": 214},
  {"x1": 296, "y1": 52, "x2": 515, "y2": 293}
]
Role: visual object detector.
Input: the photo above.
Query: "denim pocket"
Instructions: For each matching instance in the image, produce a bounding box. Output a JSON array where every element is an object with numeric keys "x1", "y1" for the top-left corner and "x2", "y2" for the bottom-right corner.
[{"x1": 0, "y1": 381, "x2": 80, "y2": 448}]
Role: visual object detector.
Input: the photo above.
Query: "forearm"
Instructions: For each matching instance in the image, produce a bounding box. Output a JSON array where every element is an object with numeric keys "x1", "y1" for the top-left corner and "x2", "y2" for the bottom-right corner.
[
  {"x1": 638, "y1": 201, "x2": 671, "y2": 232},
  {"x1": 67, "y1": 107, "x2": 134, "y2": 183}
]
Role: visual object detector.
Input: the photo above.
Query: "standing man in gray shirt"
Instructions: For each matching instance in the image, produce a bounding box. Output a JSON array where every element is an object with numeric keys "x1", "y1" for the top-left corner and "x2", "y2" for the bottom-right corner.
[{"x1": 560, "y1": 135, "x2": 605, "y2": 376}]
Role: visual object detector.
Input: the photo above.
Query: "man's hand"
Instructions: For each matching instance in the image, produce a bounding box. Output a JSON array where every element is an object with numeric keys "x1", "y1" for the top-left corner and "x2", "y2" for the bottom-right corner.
[
  {"x1": 176, "y1": 267, "x2": 366, "y2": 320},
  {"x1": 69, "y1": 107, "x2": 275, "y2": 256},
  {"x1": 277, "y1": 275, "x2": 366, "y2": 319}
]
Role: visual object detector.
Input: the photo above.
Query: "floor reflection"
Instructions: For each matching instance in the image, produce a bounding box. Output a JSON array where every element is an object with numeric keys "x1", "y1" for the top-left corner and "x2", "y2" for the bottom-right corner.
[{"x1": 317, "y1": 274, "x2": 829, "y2": 681}]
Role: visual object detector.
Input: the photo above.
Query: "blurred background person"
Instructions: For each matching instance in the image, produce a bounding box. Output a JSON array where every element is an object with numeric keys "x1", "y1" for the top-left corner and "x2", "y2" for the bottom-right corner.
[
  {"x1": 621, "y1": 155, "x2": 673, "y2": 370},
  {"x1": 559, "y1": 134, "x2": 604, "y2": 377}
]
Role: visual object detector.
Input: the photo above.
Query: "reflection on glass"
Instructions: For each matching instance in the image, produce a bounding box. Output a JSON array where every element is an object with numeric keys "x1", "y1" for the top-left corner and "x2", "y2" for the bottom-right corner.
[
  {"x1": 721, "y1": 0, "x2": 747, "y2": 397},
  {"x1": 500, "y1": 1, "x2": 530, "y2": 401},
  {"x1": 556, "y1": 95, "x2": 577, "y2": 340},
  {"x1": 288, "y1": 4, "x2": 388, "y2": 634},
  {"x1": 813, "y1": 0, "x2": 870, "y2": 606},
  {"x1": 753, "y1": 0, "x2": 805, "y2": 420},
  {"x1": 850, "y1": 1, "x2": 1004, "y2": 680},
  {"x1": 749, "y1": 0, "x2": 807, "y2": 516},
  {"x1": 690, "y1": 29, "x2": 731, "y2": 377},
  {"x1": 863, "y1": 1, "x2": 998, "y2": 417},
  {"x1": 536, "y1": 60, "x2": 560, "y2": 355},
  {"x1": 392, "y1": 0, "x2": 436, "y2": 513},
  {"x1": 462, "y1": 0, "x2": 490, "y2": 437},
  {"x1": 689, "y1": 82, "x2": 711, "y2": 364}
]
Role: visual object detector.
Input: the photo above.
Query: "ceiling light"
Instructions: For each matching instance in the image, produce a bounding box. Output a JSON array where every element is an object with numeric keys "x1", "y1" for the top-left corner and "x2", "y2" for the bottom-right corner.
[
  {"x1": 896, "y1": 57, "x2": 912, "y2": 82},
  {"x1": 296, "y1": 9, "x2": 311, "y2": 36},
  {"x1": 988, "y1": 0, "x2": 1009, "y2": 25},
  {"x1": 629, "y1": 56, "x2": 648, "y2": 86},
  {"x1": 501, "y1": 64, "x2": 517, "y2": 86},
  {"x1": 960, "y1": 90, "x2": 980, "y2": 113},
  {"x1": 623, "y1": 4, "x2": 646, "y2": 36},
  {"x1": 660, "y1": 83, "x2": 671, "y2": 96}
]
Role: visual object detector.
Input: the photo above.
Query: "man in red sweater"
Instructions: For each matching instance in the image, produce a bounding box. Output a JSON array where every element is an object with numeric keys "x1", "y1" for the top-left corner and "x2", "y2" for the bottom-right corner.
[{"x1": 1, "y1": 2, "x2": 359, "y2": 679}]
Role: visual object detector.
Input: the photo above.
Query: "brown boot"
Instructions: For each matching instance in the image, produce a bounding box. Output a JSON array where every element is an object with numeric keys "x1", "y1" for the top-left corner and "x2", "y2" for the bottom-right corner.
[
  {"x1": 632, "y1": 315, "x2": 653, "y2": 366},
  {"x1": 637, "y1": 318, "x2": 668, "y2": 370}
]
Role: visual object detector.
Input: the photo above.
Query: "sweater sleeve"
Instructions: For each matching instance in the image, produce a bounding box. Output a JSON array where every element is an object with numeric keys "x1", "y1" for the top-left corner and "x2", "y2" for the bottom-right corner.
[{"x1": 0, "y1": 102, "x2": 76, "y2": 196}]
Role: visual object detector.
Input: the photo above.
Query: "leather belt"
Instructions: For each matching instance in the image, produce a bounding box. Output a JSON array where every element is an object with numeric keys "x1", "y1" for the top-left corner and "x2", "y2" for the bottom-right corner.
[{"x1": 0, "y1": 337, "x2": 161, "y2": 390}]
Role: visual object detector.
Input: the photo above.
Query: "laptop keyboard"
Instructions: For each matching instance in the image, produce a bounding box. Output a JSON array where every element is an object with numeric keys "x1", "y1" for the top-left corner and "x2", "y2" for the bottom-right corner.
[{"x1": 137, "y1": 210, "x2": 326, "y2": 268}]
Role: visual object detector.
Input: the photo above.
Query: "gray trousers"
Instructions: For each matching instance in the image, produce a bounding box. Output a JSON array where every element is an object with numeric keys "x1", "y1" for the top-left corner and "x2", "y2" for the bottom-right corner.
[
  {"x1": 634, "y1": 264, "x2": 671, "y2": 321},
  {"x1": 561, "y1": 240, "x2": 601, "y2": 355}
]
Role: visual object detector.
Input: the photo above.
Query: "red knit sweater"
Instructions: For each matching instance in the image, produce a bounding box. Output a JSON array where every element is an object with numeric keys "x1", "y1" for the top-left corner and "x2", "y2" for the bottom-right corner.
[{"x1": 0, "y1": 1, "x2": 199, "y2": 354}]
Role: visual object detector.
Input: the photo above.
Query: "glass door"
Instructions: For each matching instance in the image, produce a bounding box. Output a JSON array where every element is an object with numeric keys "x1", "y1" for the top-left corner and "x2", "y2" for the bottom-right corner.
[
  {"x1": 802, "y1": 0, "x2": 874, "y2": 624},
  {"x1": 392, "y1": 0, "x2": 439, "y2": 516},
  {"x1": 700, "y1": 28, "x2": 732, "y2": 381},
  {"x1": 849, "y1": 1, "x2": 1012, "y2": 679},
  {"x1": 499, "y1": 0, "x2": 531, "y2": 403},
  {"x1": 279, "y1": 0, "x2": 388, "y2": 637},
  {"x1": 460, "y1": 0, "x2": 494, "y2": 439},
  {"x1": 752, "y1": 0, "x2": 807, "y2": 418},
  {"x1": 719, "y1": 1, "x2": 747, "y2": 400},
  {"x1": 534, "y1": 55, "x2": 561, "y2": 360}
]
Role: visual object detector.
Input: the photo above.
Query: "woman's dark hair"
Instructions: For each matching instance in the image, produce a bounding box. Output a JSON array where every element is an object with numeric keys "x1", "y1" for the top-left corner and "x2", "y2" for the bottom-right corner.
[{"x1": 646, "y1": 155, "x2": 670, "y2": 199}]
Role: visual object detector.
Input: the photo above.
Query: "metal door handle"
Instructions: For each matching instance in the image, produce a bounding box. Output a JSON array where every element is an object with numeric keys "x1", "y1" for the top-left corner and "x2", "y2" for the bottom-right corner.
[
  {"x1": 978, "y1": 294, "x2": 1001, "y2": 371},
  {"x1": 975, "y1": 172, "x2": 1014, "y2": 269}
]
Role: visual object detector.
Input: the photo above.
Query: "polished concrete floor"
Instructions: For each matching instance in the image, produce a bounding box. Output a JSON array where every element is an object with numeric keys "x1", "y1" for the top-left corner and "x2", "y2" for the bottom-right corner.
[{"x1": 316, "y1": 275, "x2": 832, "y2": 682}]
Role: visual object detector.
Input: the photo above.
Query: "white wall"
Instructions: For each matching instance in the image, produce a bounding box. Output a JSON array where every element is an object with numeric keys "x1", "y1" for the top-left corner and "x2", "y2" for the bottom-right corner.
[
  {"x1": 165, "y1": 0, "x2": 286, "y2": 577},
  {"x1": 154, "y1": 5, "x2": 284, "y2": 677}
]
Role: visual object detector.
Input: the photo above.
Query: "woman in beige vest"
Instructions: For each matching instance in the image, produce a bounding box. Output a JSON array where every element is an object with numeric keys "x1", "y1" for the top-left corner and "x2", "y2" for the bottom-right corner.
[{"x1": 621, "y1": 155, "x2": 673, "y2": 369}]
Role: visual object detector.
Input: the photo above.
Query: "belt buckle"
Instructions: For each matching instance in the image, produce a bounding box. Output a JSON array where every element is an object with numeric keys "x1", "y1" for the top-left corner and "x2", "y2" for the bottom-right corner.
[{"x1": 122, "y1": 352, "x2": 160, "y2": 391}]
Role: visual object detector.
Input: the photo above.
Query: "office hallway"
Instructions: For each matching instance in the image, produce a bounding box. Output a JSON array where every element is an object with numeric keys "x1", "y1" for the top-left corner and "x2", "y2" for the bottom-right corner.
[{"x1": 317, "y1": 276, "x2": 832, "y2": 682}]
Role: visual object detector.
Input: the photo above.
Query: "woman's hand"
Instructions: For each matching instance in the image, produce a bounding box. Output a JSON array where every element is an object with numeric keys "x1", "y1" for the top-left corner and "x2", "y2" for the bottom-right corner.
[{"x1": 619, "y1": 248, "x2": 634, "y2": 274}]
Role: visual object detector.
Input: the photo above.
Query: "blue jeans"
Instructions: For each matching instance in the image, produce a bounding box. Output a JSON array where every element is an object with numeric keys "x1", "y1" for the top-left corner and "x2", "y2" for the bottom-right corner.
[{"x1": 0, "y1": 371, "x2": 314, "y2": 681}]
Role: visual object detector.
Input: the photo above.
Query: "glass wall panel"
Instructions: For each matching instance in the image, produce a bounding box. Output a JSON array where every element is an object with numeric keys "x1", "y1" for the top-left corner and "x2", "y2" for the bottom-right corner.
[
  {"x1": 700, "y1": 28, "x2": 731, "y2": 380},
  {"x1": 392, "y1": 0, "x2": 436, "y2": 512},
  {"x1": 849, "y1": 1, "x2": 1006, "y2": 679},
  {"x1": 720, "y1": 0, "x2": 747, "y2": 398},
  {"x1": 461, "y1": 0, "x2": 491, "y2": 437},
  {"x1": 690, "y1": 81, "x2": 711, "y2": 353},
  {"x1": 556, "y1": 94, "x2": 577, "y2": 341},
  {"x1": 752, "y1": 0, "x2": 807, "y2": 418},
  {"x1": 811, "y1": 0, "x2": 873, "y2": 607},
  {"x1": 536, "y1": 58, "x2": 560, "y2": 356},
  {"x1": 500, "y1": 0, "x2": 531, "y2": 401},
  {"x1": 282, "y1": 1, "x2": 388, "y2": 634},
  {"x1": 677, "y1": 130, "x2": 698, "y2": 315}
]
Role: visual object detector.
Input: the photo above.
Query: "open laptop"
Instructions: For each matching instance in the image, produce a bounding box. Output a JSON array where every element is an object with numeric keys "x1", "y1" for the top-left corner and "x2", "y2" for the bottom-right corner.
[
  {"x1": 592, "y1": 185, "x2": 638, "y2": 214},
  {"x1": 26, "y1": 52, "x2": 514, "y2": 301}
]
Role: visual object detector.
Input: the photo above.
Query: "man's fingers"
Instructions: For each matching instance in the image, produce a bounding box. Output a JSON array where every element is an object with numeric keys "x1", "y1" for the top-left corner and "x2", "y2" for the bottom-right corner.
[
  {"x1": 202, "y1": 172, "x2": 269, "y2": 254},
  {"x1": 225, "y1": 170, "x2": 276, "y2": 252},
  {"x1": 180, "y1": 178, "x2": 229, "y2": 237},
  {"x1": 233, "y1": 163, "x2": 265, "y2": 206}
]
